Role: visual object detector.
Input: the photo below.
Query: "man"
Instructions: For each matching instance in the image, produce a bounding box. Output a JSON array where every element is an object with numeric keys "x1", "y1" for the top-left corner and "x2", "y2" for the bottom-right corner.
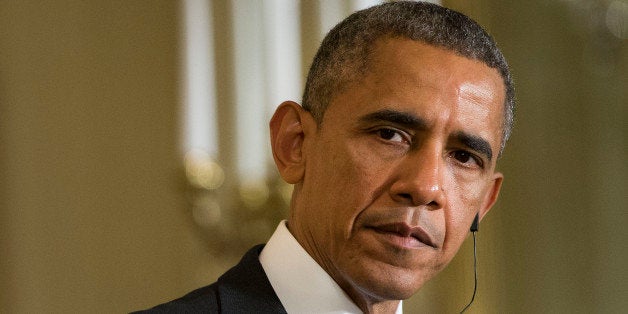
[{"x1": 138, "y1": 1, "x2": 514, "y2": 313}]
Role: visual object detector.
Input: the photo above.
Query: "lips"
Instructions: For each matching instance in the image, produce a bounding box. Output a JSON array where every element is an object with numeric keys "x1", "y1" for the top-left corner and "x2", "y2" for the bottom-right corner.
[{"x1": 369, "y1": 223, "x2": 437, "y2": 248}]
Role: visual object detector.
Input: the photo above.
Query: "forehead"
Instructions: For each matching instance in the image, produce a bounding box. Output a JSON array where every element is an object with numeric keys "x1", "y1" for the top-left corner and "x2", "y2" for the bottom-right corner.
[{"x1": 324, "y1": 38, "x2": 506, "y2": 152}]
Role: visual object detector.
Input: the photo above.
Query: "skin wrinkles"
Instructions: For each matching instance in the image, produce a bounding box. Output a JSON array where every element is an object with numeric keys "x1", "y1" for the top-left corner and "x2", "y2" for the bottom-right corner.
[
  {"x1": 273, "y1": 37, "x2": 505, "y2": 313},
  {"x1": 451, "y1": 131, "x2": 493, "y2": 163},
  {"x1": 455, "y1": 83, "x2": 496, "y2": 156},
  {"x1": 358, "y1": 110, "x2": 494, "y2": 163},
  {"x1": 459, "y1": 82, "x2": 498, "y2": 110}
]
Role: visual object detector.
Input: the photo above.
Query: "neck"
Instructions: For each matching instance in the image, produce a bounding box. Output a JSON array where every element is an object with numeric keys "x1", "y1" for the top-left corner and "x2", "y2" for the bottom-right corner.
[
  {"x1": 345, "y1": 286, "x2": 401, "y2": 314},
  {"x1": 286, "y1": 218, "x2": 403, "y2": 314},
  {"x1": 372, "y1": 301, "x2": 401, "y2": 314}
]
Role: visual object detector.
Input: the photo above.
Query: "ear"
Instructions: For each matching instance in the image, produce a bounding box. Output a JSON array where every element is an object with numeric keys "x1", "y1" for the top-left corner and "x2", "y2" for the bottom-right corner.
[
  {"x1": 478, "y1": 172, "x2": 503, "y2": 222},
  {"x1": 269, "y1": 101, "x2": 311, "y2": 184}
]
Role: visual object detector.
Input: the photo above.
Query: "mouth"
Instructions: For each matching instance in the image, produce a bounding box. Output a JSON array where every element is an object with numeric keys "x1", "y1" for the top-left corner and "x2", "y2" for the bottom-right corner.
[{"x1": 368, "y1": 223, "x2": 437, "y2": 249}]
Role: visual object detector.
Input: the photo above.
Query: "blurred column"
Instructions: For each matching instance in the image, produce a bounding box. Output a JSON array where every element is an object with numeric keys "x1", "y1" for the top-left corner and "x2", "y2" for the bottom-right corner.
[
  {"x1": 262, "y1": 0, "x2": 302, "y2": 122},
  {"x1": 318, "y1": 0, "x2": 384, "y2": 38},
  {"x1": 181, "y1": 0, "x2": 217, "y2": 158},
  {"x1": 232, "y1": 0, "x2": 268, "y2": 184}
]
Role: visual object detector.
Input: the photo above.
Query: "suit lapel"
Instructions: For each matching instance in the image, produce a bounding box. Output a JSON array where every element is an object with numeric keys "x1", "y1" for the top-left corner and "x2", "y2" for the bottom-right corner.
[{"x1": 217, "y1": 244, "x2": 287, "y2": 313}]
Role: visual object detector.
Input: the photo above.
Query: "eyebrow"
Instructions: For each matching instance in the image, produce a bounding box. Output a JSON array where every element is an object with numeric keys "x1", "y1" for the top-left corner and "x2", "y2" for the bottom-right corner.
[
  {"x1": 358, "y1": 109, "x2": 427, "y2": 130},
  {"x1": 359, "y1": 109, "x2": 494, "y2": 161},
  {"x1": 453, "y1": 131, "x2": 493, "y2": 162}
]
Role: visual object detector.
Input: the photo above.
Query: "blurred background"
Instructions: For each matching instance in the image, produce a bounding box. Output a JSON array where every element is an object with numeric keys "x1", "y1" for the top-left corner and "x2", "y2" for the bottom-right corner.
[{"x1": 1, "y1": 0, "x2": 626, "y2": 313}]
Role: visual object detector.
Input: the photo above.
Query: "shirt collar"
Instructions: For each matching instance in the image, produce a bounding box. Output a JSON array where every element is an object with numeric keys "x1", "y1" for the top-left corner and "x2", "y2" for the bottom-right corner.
[{"x1": 259, "y1": 220, "x2": 402, "y2": 314}]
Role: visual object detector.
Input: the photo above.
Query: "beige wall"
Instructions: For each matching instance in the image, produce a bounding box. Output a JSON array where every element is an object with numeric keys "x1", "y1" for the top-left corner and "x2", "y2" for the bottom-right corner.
[
  {"x1": 426, "y1": 0, "x2": 628, "y2": 312},
  {"x1": 0, "y1": 1, "x2": 212, "y2": 312},
  {"x1": 1, "y1": 0, "x2": 626, "y2": 313}
]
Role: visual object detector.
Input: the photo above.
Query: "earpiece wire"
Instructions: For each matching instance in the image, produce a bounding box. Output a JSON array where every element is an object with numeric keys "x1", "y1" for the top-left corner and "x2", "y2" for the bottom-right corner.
[{"x1": 460, "y1": 230, "x2": 478, "y2": 313}]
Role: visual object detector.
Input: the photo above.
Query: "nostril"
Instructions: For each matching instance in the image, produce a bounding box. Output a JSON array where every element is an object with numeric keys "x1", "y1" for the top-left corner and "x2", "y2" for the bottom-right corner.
[
  {"x1": 395, "y1": 194, "x2": 441, "y2": 208},
  {"x1": 427, "y1": 200, "x2": 439, "y2": 207}
]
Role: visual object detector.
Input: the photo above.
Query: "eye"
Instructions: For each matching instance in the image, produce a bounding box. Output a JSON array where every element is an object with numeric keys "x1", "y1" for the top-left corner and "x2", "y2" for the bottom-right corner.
[
  {"x1": 451, "y1": 150, "x2": 483, "y2": 169},
  {"x1": 376, "y1": 128, "x2": 407, "y2": 143}
]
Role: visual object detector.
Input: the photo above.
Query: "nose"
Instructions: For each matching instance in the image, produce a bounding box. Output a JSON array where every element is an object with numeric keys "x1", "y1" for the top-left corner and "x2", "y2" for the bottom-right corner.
[{"x1": 389, "y1": 145, "x2": 446, "y2": 209}]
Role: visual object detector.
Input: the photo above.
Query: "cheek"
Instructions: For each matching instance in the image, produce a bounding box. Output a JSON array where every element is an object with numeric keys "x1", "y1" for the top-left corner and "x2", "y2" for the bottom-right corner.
[
  {"x1": 303, "y1": 141, "x2": 374, "y2": 233},
  {"x1": 446, "y1": 169, "x2": 489, "y2": 213},
  {"x1": 328, "y1": 141, "x2": 394, "y2": 234},
  {"x1": 441, "y1": 175, "x2": 488, "y2": 252}
]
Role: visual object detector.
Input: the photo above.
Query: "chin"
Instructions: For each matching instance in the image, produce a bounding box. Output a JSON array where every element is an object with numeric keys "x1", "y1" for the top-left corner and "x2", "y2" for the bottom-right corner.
[
  {"x1": 365, "y1": 278, "x2": 425, "y2": 301},
  {"x1": 354, "y1": 265, "x2": 433, "y2": 301}
]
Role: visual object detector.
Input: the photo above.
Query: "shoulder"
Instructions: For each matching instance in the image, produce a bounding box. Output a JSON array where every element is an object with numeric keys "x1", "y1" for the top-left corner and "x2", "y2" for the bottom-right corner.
[
  {"x1": 131, "y1": 283, "x2": 220, "y2": 313},
  {"x1": 132, "y1": 245, "x2": 285, "y2": 313},
  {"x1": 212, "y1": 245, "x2": 286, "y2": 313}
]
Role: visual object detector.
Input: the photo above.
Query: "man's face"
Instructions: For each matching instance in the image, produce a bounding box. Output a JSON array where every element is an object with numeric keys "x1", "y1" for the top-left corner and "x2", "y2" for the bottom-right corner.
[{"x1": 289, "y1": 38, "x2": 505, "y2": 304}]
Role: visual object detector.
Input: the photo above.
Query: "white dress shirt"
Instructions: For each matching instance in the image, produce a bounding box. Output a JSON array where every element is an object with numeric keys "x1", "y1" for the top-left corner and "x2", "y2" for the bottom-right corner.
[{"x1": 259, "y1": 220, "x2": 403, "y2": 314}]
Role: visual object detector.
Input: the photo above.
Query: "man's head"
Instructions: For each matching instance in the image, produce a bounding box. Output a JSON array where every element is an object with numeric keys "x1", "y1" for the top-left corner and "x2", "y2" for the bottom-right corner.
[{"x1": 270, "y1": 1, "x2": 513, "y2": 312}]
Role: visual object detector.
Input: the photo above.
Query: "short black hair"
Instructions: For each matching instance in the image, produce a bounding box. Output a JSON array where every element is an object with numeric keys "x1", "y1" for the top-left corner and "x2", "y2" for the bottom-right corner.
[{"x1": 302, "y1": 1, "x2": 515, "y2": 155}]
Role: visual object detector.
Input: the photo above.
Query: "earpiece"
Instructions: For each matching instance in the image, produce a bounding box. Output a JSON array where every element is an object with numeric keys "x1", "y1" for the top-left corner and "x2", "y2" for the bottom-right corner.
[{"x1": 470, "y1": 213, "x2": 479, "y2": 232}]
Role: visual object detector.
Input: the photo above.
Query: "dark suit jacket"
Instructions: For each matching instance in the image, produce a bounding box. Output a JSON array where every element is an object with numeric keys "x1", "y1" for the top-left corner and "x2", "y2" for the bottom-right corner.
[{"x1": 134, "y1": 244, "x2": 287, "y2": 313}]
